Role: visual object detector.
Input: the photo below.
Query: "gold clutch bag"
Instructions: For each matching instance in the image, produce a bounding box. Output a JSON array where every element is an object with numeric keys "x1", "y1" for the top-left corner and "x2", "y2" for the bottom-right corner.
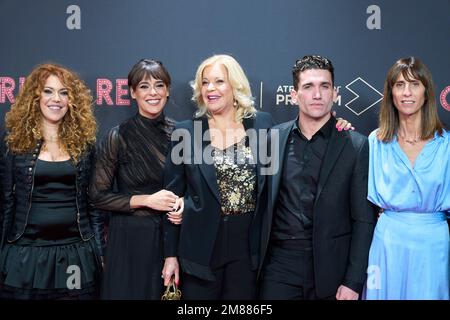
[{"x1": 161, "y1": 278, "x2": 182, "y2": 300}]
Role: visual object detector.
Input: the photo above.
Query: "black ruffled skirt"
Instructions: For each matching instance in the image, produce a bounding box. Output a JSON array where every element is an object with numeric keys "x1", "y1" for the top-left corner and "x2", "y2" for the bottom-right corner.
[{"x1": 0, "y1": 237, "x2": 101, "y2": 300}]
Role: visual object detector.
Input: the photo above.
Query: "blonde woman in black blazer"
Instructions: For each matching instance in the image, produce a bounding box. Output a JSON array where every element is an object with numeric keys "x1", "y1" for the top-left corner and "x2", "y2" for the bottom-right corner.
[{"x1": 162, "y1": 54, "x2": 273, "y2": 300}]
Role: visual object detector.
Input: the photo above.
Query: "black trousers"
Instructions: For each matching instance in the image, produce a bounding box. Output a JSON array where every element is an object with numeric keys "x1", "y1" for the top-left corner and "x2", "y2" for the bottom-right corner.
[
  {"x1": 259, "y1": 239, "x2": 332, "y2": 300},
  {"x1": 181, "y1": 214, "x2": 257, "y2": 300}
]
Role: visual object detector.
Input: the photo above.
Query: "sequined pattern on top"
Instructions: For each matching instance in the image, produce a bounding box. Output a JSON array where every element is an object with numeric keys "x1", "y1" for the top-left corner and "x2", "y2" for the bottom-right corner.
[{"x1": 212, "y1": 136, "x2": 257, "y2": 215}]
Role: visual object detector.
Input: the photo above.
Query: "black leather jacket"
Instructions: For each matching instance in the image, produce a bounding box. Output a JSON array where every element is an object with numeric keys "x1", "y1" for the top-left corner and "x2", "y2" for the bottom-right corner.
[{"x1": 0, "y1": 138, "x2": 105, "y2": 257}]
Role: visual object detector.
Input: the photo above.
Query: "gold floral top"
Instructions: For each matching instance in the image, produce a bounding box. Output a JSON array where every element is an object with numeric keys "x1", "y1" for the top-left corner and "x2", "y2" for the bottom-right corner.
[{"x1": 212, "y1": 136, "x2": 256, "y2": 215}]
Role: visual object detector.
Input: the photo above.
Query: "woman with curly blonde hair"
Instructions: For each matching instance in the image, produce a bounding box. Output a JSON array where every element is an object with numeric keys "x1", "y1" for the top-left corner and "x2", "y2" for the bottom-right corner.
[
  {"x1": 4, "y1": 64, "x2": 97, "y2": 161},
  {"x1": 0, "y1": 63, "x2": 104, "y2": 299}
]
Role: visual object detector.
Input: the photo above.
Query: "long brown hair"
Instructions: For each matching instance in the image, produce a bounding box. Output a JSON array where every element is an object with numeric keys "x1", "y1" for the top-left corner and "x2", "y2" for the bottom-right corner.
[
  {"x1": 5, "y1": 63, "x2": 97, "y2": 162},
  {"x1": 377, "y1": 57, "x2": 443, "y2": 142}
]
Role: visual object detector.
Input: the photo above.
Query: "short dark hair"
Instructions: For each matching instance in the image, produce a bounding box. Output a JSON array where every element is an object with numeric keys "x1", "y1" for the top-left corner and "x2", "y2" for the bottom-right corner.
[
  {"x1": 127, "y1": 59, "x2": 171, "y2": 90},
  {"x1": 292, "y1": 55, "x2": 334, "y2": 89}
]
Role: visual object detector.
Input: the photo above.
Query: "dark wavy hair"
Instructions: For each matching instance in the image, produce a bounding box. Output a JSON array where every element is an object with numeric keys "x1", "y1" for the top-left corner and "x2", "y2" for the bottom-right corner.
[{"x1": 292, "y1": 55, "x2": 335, "y2": 89}]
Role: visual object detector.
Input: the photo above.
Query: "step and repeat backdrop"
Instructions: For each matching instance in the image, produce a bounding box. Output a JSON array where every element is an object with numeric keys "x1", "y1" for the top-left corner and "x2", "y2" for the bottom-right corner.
[{"x1": 1, "y1": 0, "x2": 449, "y2": 138}]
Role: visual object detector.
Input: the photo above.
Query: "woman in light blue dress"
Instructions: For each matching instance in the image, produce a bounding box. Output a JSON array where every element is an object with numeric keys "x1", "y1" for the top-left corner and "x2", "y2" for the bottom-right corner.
[{"x1": 365, "y1": 57, "x2": 449, "y2": 300}]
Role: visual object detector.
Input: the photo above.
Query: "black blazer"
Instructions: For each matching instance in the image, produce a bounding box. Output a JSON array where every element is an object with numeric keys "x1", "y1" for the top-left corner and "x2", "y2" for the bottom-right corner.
[
  {"x1": 0, "y1": 138, "x2": 105, "y2": 256},
  {"x1": 164, "y1": 112, "x2": 273, "y2": 281},
  {"x1": 260, "y1": 117, "x2": 377, "y2": 298}
]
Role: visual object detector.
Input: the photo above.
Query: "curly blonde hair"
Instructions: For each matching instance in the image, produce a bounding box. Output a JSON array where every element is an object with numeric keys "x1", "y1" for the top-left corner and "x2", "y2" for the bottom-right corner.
[
  {"x1": 5, "y1": 63, "x2": 97, "y2": 162},
  {"x1": 191, "y1": 54, "x2": 257, "y2": 122}
]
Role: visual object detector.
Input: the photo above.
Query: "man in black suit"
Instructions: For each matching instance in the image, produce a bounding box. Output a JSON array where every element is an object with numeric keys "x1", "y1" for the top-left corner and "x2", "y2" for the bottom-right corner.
[{"x1": 259, "y1": 55, "x2": 377, "y2": 300}]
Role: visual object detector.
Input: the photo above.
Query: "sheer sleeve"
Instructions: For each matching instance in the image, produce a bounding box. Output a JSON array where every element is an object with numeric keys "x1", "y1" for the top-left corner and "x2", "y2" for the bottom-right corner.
[
  {"x1": 85, "y1": 144, "x2": 107, "y2": 256},
  {"x1": 89, "y1": 127, "x2": 133, "y2": 213}
]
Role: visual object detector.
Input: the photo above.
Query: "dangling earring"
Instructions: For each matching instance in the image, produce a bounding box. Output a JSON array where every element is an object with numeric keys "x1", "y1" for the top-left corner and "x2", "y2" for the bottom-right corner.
[{"x1": 233, "y1": 99, "x2": 238, "y2": 107}]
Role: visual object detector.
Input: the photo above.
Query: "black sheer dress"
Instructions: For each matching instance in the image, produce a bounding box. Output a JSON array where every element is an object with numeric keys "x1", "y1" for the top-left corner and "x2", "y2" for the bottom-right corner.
[{"x1": 90, "y1": 112, "x2": 175, "y2": 299}]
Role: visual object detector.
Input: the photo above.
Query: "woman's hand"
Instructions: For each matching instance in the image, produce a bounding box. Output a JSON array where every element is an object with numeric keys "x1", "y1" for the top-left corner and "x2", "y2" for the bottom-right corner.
[
  {"x1": 332, "y1": 111, "x2": 355, "y2": 131},
  {"x1": 130, "y1": 190, "x2": 178, "y2": 212},
  {"x1": 167, "y1": 197, "x2": 184, "y2": 225},
  {"x1": 162, "y1": 257, "x2": 180, "y2": 286}
]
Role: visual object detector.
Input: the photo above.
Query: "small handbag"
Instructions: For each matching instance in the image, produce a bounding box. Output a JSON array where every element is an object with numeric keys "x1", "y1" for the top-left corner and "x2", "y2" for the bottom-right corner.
[{"x1": 161, "y1": 278, "x2": 182, "y2": 300}]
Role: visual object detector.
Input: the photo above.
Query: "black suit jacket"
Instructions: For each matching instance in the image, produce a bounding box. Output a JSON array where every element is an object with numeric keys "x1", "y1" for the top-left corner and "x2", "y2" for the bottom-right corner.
[
  {"x1": 260, "y1": 117, "x2": 377, "y2": 298},
  {"x1": 164, "y1": 112, "x2": 273, "y2": 281}
]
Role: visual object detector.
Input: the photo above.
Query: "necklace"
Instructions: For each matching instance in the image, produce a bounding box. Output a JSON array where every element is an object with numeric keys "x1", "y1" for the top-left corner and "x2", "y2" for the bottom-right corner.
[{"x1": 398, "y1": 134, "x2": 420, "y2": 145}]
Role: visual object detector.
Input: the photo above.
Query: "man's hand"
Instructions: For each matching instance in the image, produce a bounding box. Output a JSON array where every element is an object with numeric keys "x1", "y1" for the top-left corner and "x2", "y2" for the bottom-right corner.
[{"x1": 335, "y1": 285, "x2": 359, "y2": 300}]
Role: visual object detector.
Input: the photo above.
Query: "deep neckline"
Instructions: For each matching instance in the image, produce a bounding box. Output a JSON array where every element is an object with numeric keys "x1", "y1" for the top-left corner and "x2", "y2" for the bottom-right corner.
[
  {"x1": 37, "y1": 158, "x2": 71, "y2": 163},
  {"x1": 393, "y1": 134, "x2": 435, "y2": 169},
  {"x1": 211, "y1": 136, "x2": 247, "y2": 152}
]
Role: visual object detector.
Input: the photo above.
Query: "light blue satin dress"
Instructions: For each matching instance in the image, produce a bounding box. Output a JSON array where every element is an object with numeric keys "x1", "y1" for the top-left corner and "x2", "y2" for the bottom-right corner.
[{"x1": 364, "y1": 129, "x2": 449, "y2": 300}]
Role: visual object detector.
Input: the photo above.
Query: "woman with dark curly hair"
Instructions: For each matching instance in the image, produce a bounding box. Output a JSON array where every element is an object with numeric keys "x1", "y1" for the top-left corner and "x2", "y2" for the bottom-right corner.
[{"x1": 0, "y1": 63, "x2": 104, "y2": 300}]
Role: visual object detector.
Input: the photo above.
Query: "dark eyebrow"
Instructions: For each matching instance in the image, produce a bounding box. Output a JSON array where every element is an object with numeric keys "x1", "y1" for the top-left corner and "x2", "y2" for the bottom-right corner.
[
  {"x1": 301, "y1": 81, "x2": 331, "y2": 87},
  {"x1": 44, "y1": 86, "x2": 67, "y2": 90},
  {"x1": 139, "y1": 79, "x2": 164, "y2": 85}
]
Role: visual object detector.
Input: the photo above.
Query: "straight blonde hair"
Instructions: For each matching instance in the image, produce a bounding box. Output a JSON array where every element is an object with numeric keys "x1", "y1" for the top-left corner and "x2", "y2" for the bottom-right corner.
[{"x1": 191, "y1": 54, "x2": 256, "y2": 122}]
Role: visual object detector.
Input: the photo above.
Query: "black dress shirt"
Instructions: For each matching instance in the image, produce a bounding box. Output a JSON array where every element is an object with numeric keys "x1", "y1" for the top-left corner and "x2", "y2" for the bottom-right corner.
[{"x1": 271, "y1": 116, "x2": 334, "y2": 241}]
